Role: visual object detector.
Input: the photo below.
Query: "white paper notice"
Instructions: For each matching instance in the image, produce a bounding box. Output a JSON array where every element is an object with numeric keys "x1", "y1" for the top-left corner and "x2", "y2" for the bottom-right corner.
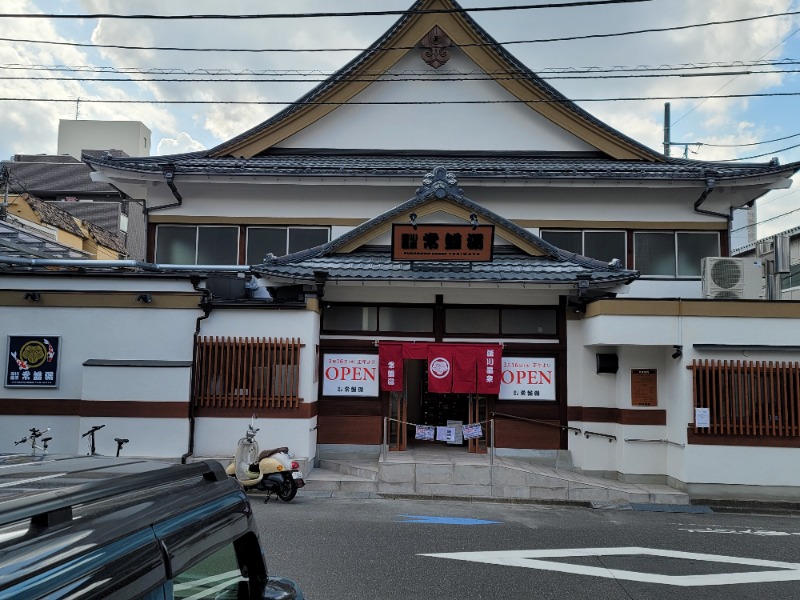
[
  {"x1": 436, "y1": 426, "x2": 456, "y2": 442},
  {"x1": 695, "y1": 408, "x2": 710, "y2": 428}
]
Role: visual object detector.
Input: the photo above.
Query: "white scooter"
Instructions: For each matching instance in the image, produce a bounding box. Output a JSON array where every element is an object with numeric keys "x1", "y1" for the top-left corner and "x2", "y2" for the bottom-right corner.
[{"x1": 225, "y1": 416, "x2": 305, "y2": 502}]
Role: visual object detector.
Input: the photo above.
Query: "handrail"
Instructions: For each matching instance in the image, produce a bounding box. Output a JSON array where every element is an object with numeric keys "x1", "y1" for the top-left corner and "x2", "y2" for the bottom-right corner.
[
  {"x1": 584, "y1": 430, "x2": 616, "y2": 442},
  {"x1": 625, "y1": 438, "x2": 685, "y2": 448},
  {"x1": 491, "y1": 412, "x2": 582, "y2": 435}
]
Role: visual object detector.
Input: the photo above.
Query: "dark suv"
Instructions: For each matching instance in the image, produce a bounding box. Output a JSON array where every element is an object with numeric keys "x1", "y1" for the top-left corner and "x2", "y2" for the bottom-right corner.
[{"x1": 0, "y1": 455, "x2": 304, "y2": 599}]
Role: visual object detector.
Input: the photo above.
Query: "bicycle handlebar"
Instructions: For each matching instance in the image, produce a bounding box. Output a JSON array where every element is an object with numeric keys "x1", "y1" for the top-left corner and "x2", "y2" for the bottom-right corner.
[{"x1": 81, "y1": 425, "x2": 105, "y2": 437}]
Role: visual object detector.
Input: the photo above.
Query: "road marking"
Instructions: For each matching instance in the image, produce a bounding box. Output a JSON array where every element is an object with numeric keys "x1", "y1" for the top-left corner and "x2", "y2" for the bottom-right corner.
[
  {"x1": 399, "y1": 515, "x2": 501, "y2": 525},
  {"x1": 420, "y1": 547, "x2": 800, "y2": 586}
]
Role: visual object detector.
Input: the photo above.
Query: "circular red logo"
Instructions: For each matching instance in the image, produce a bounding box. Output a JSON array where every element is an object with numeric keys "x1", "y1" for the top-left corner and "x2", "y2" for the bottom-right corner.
[{"x1": 429, "y1": 357, "x2": 451, "y2": 379}]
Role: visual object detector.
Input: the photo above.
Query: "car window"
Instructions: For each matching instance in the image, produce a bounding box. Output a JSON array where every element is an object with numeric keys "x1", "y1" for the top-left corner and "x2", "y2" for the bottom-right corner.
[{"x1": 172, "y1": 543, "x2": 248, "y2": 599}]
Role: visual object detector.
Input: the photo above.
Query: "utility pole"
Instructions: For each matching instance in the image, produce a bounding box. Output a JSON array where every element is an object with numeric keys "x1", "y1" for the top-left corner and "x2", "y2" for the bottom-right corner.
[
  {"x1": 663, "y1": 102, "x2": 700, "y2": 158},
  {"x1": 0, "y1": 165, "x2": 8, "y2": 220}
]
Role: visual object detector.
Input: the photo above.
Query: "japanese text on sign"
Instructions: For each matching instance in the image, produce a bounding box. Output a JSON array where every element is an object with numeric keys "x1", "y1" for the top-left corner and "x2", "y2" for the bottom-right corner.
[
  {"x1": 322, "y1": 353, "x2": 379, "y2": 397},
  {"x1": 498, "y1": 357, "x2": 556, "y2": 401}
]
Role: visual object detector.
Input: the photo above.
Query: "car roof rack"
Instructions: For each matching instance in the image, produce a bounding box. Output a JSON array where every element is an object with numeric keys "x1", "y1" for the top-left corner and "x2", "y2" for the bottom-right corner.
[{"x1": 0, "y1": 459, "x2": 227, "y2": 529}]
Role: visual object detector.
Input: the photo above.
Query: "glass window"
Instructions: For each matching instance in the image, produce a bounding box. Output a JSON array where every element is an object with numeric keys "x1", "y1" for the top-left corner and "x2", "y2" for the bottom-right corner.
[
  {"x1": 156, "y1": 226, "x2": 196, "y2": 264},
  {"x1": 634, "y1": 232, "x2": 676, "y2": 276},
  {"x1": 445, "y1": 308, "x2": 499, "y2": 334},
  {"x1": 501, "y1": 309, "x2": 557, "y2": 335},
  {"x1": 677, "y1": 232, "x2": 719, "y2": 277},
  {"x1": 379, "y1": 307, "x2": 434, "y2": 332},
  {"x1": 156, "y1": 226, "x2": 238, "y2": 265},
  {"x1": 247, "y1": 228, "x2": 287, "y2": 263},
  {"x1": 323, "y1": 306, "x2": 378, "y2": 331},
  {"x1": 541, "y1": 230, "x2": 626, "y2": 266},
  {"x1": 173, "y1": 543, "x2": 245, "y2": 599},
  {"x1": 246, "y1": 227, "x2": 329, "y2": 261},
  {"x1": 288, "y1": 228, "x2": 329, "y2": 254},
  {"x1": 541, "y1": 231, "x2": 581, "y2": 254},
  {"x1": 584, "y1": 231, "x2": 626, "y2": 265},
  {"x1": 197, "y1": 227, "x2": 239, "y2": 265}
]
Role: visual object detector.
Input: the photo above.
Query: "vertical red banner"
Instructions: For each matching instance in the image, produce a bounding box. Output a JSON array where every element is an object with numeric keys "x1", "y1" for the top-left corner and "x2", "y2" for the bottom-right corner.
[
  {"x1": 476, "y1": 344, "x2": 502, "y2": 394},
  {"x1": 379, "y1": 342, "x2": 404, "y2": 392},
  {"x1": 451, "y1": 345, "x2": 477, "y2": 394},
  {"x1": 427, "y1": 344, "x2": 453, "y2": 393}
]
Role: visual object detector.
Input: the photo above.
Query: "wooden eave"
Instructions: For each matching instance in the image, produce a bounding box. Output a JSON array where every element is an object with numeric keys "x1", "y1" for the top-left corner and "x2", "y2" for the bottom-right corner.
[
  {"x1": 334, "y1": 198, "x2": 548, "y2": 257},
  {"x1": 211, "y1": 0, "x2": 662, "y2": 162}
]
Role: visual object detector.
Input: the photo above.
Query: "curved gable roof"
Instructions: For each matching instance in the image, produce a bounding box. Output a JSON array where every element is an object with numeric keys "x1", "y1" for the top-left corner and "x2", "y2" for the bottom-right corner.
[{"x1": 210, "y1": 0, "x2": 662, "y2": 162}]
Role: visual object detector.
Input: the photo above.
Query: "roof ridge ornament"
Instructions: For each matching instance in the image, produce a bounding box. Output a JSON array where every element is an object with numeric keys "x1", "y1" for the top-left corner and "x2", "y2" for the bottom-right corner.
[
  {"x1": 421, "y1": 25, "x2": 451, "y2": 69},
  {"x1": 416, "y1": 166, "x2": 463, "y2": 200}
]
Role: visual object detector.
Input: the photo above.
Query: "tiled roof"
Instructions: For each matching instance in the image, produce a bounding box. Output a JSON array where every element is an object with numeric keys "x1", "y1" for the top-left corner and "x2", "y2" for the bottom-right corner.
[
  {"x1": 4, "y1": 159, "x2": 123, "y2": 196},
  {"x1": 81, "y1": 219, "x2": 127, "y2": 254},
  {"x1": 24, "y1": 195, "x2": 86, "y2": 238},
  {"x1": 256, "y1": 167, "x2": 637, "y2": 288},
  {"x1": 257, "y1": 245, "x2": 635, "y2": 287},
  {"x1": 82, "y1": 150, "x2": 800, "y2": 182},
  {"x1": 0, "y1": 219, "x2": 90, "y2": 260}
]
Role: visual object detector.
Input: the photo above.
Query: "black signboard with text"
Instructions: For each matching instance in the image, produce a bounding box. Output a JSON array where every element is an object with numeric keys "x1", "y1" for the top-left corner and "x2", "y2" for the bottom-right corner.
[{"x1": 5, "y1": 336, "x2": 60, "y2": 388}]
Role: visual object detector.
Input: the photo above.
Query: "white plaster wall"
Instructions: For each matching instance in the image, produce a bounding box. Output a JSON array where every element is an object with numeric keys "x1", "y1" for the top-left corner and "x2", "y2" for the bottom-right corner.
[
  {"x1": 684, "y1": 446, "x2": 800, "y2": 487},
  {"x1": 0, "y1": 415, "x2": 188, "y2": 458},
  {"x1": 621, "y1": 280, "x2": 702, "y2": 299},
  {"x1": 82, "y1": 365, "x2": 192, "y2": 402},
  {"x1": 276, "y1": 48, "x2": 597, "y2": 153},
  {"x1": 0, "y1": 307, "x2": 197, "y2": 401},
  {"x1": 141, "y1": 180, "x2": 716, "y2": 225},
  {"x1": 192, "y1": 416, "x2": 316, "y2": 463}
]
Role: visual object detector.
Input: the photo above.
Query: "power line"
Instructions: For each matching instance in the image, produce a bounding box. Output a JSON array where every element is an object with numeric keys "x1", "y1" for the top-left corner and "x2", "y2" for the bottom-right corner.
[
  {"x1": 5, "y1": 69, "x2": 800, "y2": 83},
  {"x1": 0, "y1": 9, "x2": 794, "y2": 53},
  {"x1": 0, "y1": 1, "x2": 655, "y2": 20},
  {"x1": 698, "y1": 132, "x2": 800, "y2": 148},
  {"x1": 731, "y1": 189, "x2": 800, "y2": 234},
  {"x1": 4, "y1": 91, "x2": 800, "y2": 105},
  {"x1": 713, "y1": 141, "x2": 800, "y2": 162},
  {"x1": 6, "y1": 59, "x2": 800, "y2": 76}
]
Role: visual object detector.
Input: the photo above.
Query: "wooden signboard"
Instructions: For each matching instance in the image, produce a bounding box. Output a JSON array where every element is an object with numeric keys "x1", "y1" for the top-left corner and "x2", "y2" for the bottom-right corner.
[
  {"x1": 631, "y1": 369, "x2": 657, "y2": 407},
  {"x1": 392, "y1": 224, "x2": 494, "y2": 261}
]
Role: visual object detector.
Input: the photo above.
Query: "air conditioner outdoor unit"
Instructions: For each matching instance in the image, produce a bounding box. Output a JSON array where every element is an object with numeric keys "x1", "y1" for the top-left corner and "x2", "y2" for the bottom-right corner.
[{"x1": 701, "y1": 257, "x2": 762, "y2": 299}]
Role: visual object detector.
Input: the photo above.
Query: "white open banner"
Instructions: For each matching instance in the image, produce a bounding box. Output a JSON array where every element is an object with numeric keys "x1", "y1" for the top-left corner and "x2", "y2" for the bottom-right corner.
[
  {"x1": 322, "y1": 354, "x2": 380, "y2": 397},
  {"x1": 499, "y1": 357, "x2": 556, "y2": 401}
]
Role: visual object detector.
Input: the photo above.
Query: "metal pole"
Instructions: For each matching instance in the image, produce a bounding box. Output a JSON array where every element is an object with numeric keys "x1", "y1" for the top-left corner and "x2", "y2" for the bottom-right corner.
[
  {"x1": 490, "y1": 419, "x2": 494, "y2": 466},
  {"x1": 663, "y1": 102, "x2": 671, "y2": 156},
  {"x1": 381, "y1": 417, "x2": 388, "y2": 462}
]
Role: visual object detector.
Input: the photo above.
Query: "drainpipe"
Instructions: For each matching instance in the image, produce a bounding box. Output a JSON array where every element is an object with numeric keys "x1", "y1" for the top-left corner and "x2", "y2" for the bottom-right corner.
[
  {"x1": 693, "y1": 177, "x2": 728, "y2": 220},
  {"x1": 146, "y1": 164, "x2": 183, "y2": 215},
  {"x1": 182, "y1": 277, "x2": 213, "y2": 464}
]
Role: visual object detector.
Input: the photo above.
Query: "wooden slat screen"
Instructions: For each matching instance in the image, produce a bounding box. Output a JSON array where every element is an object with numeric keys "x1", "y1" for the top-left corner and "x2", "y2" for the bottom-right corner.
[
  {"x1": 692, "y1": 359, "x2": 800, "y2": 436},
  {"x1": 193, "y1": 336, "x2": 302, "y2": 409}
]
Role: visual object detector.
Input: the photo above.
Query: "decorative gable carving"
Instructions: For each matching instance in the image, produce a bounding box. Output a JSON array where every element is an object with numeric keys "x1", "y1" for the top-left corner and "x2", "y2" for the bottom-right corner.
[{"x1": 421, "y1": 26, "x2": 451, "y2": 68}]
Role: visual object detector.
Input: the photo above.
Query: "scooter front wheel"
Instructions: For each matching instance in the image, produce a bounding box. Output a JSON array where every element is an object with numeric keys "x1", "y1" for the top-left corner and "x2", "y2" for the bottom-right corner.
[{"x1": 277, "y1": 478, "x2": 298, "y2": 502}]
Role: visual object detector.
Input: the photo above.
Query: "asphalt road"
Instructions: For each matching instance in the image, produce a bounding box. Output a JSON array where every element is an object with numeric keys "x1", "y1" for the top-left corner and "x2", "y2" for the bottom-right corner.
[{"x1": 254, "y1": 495, "x2": 800, "y2": 600}]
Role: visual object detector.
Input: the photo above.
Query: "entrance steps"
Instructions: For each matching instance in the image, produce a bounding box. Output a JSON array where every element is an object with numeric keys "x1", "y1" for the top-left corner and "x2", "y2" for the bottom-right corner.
[{"x1": 305, "y1": 451, "x2": 689, "y2": 505}]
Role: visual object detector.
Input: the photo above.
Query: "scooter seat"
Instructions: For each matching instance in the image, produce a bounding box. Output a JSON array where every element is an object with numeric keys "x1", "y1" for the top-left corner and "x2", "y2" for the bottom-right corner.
[{"x1": 257, "y1": 447, "x2": 289, "y2": 460}]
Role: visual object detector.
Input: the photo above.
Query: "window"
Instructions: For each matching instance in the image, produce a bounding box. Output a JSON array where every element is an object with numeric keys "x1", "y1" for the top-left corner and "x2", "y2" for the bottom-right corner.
[
  {"x1": 173, "y1": 542, "x2": 245, "y2": 599},
  {"x1": 501, "y1": 309, "x2": 557, "y2": 335},
  {"x1": 155, "y1": 225, "x2": 238, "y2": 265},
  {"x1": 246, "y1": 226, "x2": 329, "y2": 262},
  {"x1": 541, "y1": 230, "x2": 626, "y2": 266},
  {"x1": 634, "y1": 232, "x2": 719, "y2": 277},
  {"x1": 781, "y1": 264, "x2": 800, "y2": 290},
  {"x1": 378, "y1": 306, "x2": 434, "y2": 332},
  {"x1": 323, "y1": 306, "x2": 378, "y2": 332}
]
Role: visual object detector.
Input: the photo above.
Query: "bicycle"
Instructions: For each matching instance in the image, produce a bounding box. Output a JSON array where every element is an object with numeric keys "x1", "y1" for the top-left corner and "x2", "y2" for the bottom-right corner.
[
  {"x1": 81, "y1": 424, "x2": 130, "y2": 457},
  {"x1": 14, "y1": 427, "x2": 52, "y2": 455}
]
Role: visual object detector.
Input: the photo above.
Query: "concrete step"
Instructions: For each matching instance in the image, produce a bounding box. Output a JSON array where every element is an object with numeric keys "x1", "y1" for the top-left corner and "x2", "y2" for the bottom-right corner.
[
  {"x1": 318, "y1": 459, "x2": 379, "y2": 481},
  {"x1": 304, "y1": 458, "x2": 691, "y2": 504}
]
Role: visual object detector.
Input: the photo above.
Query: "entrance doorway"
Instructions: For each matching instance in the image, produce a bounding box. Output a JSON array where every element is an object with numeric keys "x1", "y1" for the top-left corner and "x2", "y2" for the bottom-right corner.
[{"x1": 388, "y1": 360, "x2": 489, "y2": 453}]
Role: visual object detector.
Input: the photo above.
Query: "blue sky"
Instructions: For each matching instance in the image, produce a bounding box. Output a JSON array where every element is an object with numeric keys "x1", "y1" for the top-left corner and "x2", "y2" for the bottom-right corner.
[{"x1": 3, "y1": 0, "x2": 800, "y2": 246}]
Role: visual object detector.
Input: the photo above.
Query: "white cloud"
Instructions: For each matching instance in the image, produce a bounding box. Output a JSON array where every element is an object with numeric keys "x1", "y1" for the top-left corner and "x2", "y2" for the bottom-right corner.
[{"x1": 156, "y1": 132, "x2": 206, "y2": 155}]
